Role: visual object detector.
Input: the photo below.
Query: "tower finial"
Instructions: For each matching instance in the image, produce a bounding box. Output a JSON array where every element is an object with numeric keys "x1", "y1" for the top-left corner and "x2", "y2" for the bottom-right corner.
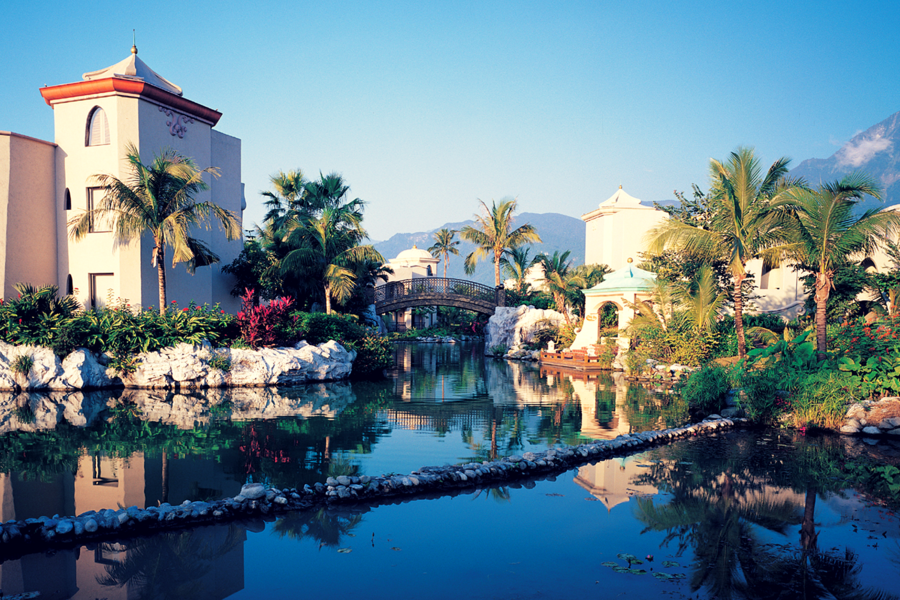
[{"x1": 131, "y1": 30, "x2": 138, "y2": 54}]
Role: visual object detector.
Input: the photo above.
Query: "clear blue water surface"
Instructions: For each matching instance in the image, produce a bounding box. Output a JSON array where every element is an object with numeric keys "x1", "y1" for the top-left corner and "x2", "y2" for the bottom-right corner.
[{"x1": 0, "y1": 342, "x2": 897, "y2": 599}]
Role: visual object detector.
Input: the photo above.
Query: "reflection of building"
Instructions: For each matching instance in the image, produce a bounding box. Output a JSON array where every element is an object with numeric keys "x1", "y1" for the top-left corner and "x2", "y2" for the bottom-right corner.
[
  {"x1": 0, "y1": 46, "x2": 244, "y2": 311},
  {"x1": 0, "y1": 524, "x2": 245, "y2": 600},
  {"x1": 379, "y1": 245, "x2": 440, "y2": 331},
  {"x1": 0, "y1": 453, "x2": 246, "y2": 599},
  {"x1": 574, "y1": 456, "x2": 658, "y2": 511}
]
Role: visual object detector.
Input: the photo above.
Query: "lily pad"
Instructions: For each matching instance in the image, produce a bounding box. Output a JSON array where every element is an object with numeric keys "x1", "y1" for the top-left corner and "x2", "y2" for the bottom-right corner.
[
  {"x1": 612, "y1": 566, "x2": 631, "y2": 573},
  {"x1": 391, "y1": 547, "x2": 402, "y2": 551},
  {"x1": 628, "y1": 569, "x2": 647, "y2": 575},
  {"x1": 337, "y1": 548, "x2": 352, "y2": 554},
  {"x1": 662, "y1": 561, "x2": 680, "y2": 568},
  {"x1": 601, "y1": 562, "x2": 619, "y2": 568},
  {"x1": 545, "y1": 493, "x2": 564, "y2": 497},
  {"x1": 617, "y1": 553, "x2": 639, "y2": 562}
]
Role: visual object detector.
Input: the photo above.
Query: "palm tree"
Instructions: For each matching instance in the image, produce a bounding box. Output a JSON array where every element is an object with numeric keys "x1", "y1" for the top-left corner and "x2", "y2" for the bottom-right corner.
[
  {"x1": 281, "y1": 202, "x2": 384, "y2": 314},
  {"x1": 538, "y1": 250, "x2": 586, "y2": 326},
  {"x1": 303, "y1": 172, "x2": 354, "y2": 213},
  {"x1": 775, "y1": 174, "x2": 900, "y2": 360},
  {"x1": 673, "y1": 264, "x2": 728, "y2": 334},
  {"x1": 646, "y1": 147, "x2": 798, "y2": 357},
  {"x1": 500, "y1": 246, "x2": 538, "y2": 293},
  {"x1": 261, "y1": 169, "x2": 308, "y2": 226},
  {"x1": 428, "y1": 228, "x2": 460, "y2": 278},
  {"x1": 68, "y1": 143, "x2": 241, "y2": 313},
  {"x1": 461, "y1": 198, "x2": 542, "y2": 287}
]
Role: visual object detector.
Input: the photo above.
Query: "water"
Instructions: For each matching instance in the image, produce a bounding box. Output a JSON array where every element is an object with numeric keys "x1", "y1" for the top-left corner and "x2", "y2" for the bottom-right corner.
[{"x1": 0, "y1": 342, "x2": 897, "y2": 599}]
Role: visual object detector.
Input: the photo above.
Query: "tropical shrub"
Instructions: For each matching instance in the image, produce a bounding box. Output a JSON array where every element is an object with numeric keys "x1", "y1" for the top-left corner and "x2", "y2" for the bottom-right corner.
[
  {"x1": 10, "y1": 354, "x2": 33, "y2": 376},
  {"x1": 207, "y1": 351, "x2": 232, "y2": 373},
  {"x1": 488, "y1": 344, "x2": 508, "y2": 357},
  {"x1": 236, "y1": 288, "x2": 296, "y2": 348},
  {"x1": 837, "y1": 351, "x2": 900, "y2": 398},
  {"x1": 678, "y1": 365, "x2": 729, "y2": 413},
  {"x1": 788, "y1": 370, "x2": 861, "y2": 429},
  {"x1": 291, "y1": 311, "x2": 367, "y2": 346},
  {"x1": 347, "y1": 334, "x2": 393, "y2": 378}
]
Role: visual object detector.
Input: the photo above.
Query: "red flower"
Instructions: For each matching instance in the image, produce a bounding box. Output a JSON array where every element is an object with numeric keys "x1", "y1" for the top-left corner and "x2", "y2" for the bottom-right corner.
[
  {"x1": 182, "y1": 307, "x2": 189, "y2": 312},
  {"x1": 221, "y1": 310, "x2": 225, "y2": 314},
  {"x1": 195, "y1": 306, "x2": 201, "y2": 310}
]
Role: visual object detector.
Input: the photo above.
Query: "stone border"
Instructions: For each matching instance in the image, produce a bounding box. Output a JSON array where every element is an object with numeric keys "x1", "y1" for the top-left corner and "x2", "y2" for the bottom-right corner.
[{"x1": 0, "y1": 416, "x2": 745, "y2": 561}]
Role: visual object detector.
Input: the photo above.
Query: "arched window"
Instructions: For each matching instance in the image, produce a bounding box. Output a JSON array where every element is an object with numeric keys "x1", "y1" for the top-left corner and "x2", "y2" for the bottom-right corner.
[
  {"x1": 64, "y1": 188, "x2": 71, "y2": 211},
  {"x1": 65, "y1": 274, "x2": 74, "y2": 296},
  {"x1": 426, "y1": 265, "x2": 433, "y2": 276},
  {"x1": 86, "y1": 107, "x2": 110, "y2": 146}
]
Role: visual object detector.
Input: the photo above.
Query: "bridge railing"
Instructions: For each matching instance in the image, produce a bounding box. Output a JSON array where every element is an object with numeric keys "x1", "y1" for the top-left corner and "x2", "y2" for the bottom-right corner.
[{"x1": 375, "y1": 277, "x2": 505, "y2": 307}]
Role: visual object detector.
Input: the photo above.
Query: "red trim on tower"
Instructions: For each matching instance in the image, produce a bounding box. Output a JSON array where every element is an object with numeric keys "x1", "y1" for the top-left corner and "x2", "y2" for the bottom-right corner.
[{"x1": 39, "y1": 78, "x2": 222, "y2": 126}]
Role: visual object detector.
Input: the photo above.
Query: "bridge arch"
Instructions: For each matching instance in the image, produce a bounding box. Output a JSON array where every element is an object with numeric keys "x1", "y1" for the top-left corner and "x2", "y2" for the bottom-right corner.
[{"x1": 374, "y1": 277, "x2": 505, "y2": 317}]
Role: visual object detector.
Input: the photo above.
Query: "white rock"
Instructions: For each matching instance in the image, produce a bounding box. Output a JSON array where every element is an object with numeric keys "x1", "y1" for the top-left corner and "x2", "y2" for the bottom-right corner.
[{"x1": 239, "y1": 483, "x2": 267, "y2": 500}]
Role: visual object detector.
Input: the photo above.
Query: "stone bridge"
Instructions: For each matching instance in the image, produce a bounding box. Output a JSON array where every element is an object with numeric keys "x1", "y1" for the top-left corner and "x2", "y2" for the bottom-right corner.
[{"x1": 374, "y1": 277, "x2": 505, "y2": 316}]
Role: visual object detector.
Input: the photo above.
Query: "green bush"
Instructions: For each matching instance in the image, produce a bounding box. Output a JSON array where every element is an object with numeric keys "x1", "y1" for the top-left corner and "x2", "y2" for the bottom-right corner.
[
  {"x1": 11, "y1": 354, "x2": 33, "y2": 376},
  {"x1": 789, "y1": 370, "x2": 861, "y2": 429},
  {"x1": 291, "y1": 312, "x2": 367, "y2": 346},
  {"x1": 207, "y1": 351, "x2": 232, "y2": 373},
  {"x1": 679, "y1": 365, "x2": 730, "y2": 413},
  {"x1": 735, "y1": 368, "x2": 786, "y2": 424},
  {"x1": 347, "y1": 334, "x2": 394, "y2": 378}
]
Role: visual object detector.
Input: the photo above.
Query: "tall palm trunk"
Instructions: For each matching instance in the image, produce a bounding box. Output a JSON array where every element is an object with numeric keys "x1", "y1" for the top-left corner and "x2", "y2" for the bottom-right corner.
[
  {"x1": 156, "y1": 241, "x2": 167, "y2": 314},
  {"x1": 733, "y1": 272, "x2": 747, "y2": 358},
  {"x1": 814, "y1": 273, "x2": 831, "y2": 362},
  {"x1": 800, "y1": 488, "x2": 818, "y2": 550},
  {"x1": 494, "y1": 252, "x2": 502, "y2": 287},
  {"x1": 443, "y1": 253, "x2": 448, "y2": 278},
  {"x1": 324, "y1": 285, "x2": 332, "y2": 315}
]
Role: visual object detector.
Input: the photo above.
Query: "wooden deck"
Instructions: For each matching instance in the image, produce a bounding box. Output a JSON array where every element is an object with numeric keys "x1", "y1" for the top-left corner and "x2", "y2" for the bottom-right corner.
[{"x1": 539, "y1": 350, "x2": 612, "y2": 372}]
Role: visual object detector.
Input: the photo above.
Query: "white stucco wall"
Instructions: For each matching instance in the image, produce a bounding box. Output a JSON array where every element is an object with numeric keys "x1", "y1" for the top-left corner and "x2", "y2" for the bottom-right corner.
[
  {"x1": 583, "y1": 206, "x2": 667, "y2": 270},
  {"x1": 0, "y1": 133, "x2": 58, "y2": 300}
]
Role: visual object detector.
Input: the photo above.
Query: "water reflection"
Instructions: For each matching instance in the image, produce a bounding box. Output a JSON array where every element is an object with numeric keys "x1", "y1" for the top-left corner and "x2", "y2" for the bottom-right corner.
[
  {"x1": 0, "y1": 343, "x2": 684, "y2": 523},
  {"x1": 1, "y1": 428, "x2": 899, "y2": 599},
  {"x1": 631, "y1": 430, "x2": 900, "y2": 599}
]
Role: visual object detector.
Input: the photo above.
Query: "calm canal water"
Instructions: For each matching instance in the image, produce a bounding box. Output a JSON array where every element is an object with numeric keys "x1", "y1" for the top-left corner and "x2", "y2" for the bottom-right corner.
[{"x1": 0, "y1": 342, "x2": 897, "y2": 599}]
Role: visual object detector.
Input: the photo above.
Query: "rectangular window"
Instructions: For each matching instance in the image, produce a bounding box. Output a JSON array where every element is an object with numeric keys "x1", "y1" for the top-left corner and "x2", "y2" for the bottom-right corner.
[
  {"x1": 88, "y1": 273, "x2": 115, "y2": 309},
  {"x1": 87, "y1": 187, "x2": 111, "y2": 233}
]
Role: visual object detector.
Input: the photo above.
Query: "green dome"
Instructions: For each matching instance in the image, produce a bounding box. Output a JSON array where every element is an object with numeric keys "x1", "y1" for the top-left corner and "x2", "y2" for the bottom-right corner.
[{"x1": 582, "y1": 261, "x2": 656, "y2": 296}]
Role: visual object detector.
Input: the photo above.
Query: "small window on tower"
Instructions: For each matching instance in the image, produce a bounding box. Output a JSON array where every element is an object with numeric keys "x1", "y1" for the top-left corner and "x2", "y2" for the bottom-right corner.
[
  {"x1": 64, "y1": 188, "x2": 71, "y2": 211},
  {"x1": 86, "y1": 107, "x2": 110, "y2": 146}
]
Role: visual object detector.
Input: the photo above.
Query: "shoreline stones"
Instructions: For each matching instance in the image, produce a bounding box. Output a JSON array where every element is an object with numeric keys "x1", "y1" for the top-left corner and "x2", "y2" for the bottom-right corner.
[
  {"x1": 0, "y1": 339, "x2": 356, "y2": 392},
  {"x1": 0, "y1": 416, "x2": 743, "y2": 560},
  {"x1": 839, "y1": 397, "x2": 900, "y2": 437}
]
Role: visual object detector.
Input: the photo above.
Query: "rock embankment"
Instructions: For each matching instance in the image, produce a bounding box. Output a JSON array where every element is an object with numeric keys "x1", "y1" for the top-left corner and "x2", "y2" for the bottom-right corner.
[
  {"x1": 0, "y1": 416, "x2": 743, "y2": 558},
  {"x1": 840, "y1": 397, "x2": 900, "y2": 437},
  {"x1": 485, "y1": 306, "x2": 566, "y2": 357},
  {"x1": 0, "y1": 340, "x2": 356, "y2": 391}
]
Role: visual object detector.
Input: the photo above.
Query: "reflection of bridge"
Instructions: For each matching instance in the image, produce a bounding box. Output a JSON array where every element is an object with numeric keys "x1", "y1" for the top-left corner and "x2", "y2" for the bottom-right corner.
[{"x1": 375, "y1": 277, "x2": 505, "y2": 315}]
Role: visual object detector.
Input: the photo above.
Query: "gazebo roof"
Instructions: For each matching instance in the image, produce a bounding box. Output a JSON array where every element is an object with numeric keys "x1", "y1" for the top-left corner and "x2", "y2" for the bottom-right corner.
[
  {"x1": 82, "y1": 46, "x2": 183, "y2": 96},
  {"x1": 583, "y1": 259, "x2": 656, "y2": 296}
]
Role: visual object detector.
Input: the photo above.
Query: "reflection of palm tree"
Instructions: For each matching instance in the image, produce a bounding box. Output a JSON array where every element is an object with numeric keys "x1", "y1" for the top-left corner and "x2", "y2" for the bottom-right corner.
[
  {"x1": 634, "y1": 490, "x2": 802, "y2": 599},
  {"x1": 97, "y1": 525, "x2": 243, "y2": 599},
  {"x1": 272, "y1": 507, "x2": 363, "y2": 549}
]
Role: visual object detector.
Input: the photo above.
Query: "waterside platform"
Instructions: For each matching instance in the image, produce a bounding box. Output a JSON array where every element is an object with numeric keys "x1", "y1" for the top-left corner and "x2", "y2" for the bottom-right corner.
[{"x1": 539, "y1": 350, "x2": 614, "y2": 372}]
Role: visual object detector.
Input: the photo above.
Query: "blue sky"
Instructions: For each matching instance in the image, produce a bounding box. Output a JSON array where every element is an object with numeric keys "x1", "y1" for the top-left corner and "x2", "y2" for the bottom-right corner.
[{"x1": 3, "y1": 0, "x2": 899, "y2": 241}]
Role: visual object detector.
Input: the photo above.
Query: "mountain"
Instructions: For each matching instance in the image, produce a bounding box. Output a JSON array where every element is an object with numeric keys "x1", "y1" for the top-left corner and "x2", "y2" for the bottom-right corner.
[
  {"x1": 790, "y1": 110, "x2": 900, "y2": 211},
  {"x1": 372, "y1": 212, "x2": 586, "y2": 286}
]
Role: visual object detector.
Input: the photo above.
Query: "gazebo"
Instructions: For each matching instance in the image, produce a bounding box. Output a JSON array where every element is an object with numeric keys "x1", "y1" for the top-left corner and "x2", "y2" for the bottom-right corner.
[{"x1": 570, "y1": 258, "x2": 656, "y2": 350}]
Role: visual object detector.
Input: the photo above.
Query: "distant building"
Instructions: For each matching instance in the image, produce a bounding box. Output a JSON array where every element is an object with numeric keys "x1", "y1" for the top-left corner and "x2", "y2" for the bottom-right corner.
[
  {"x1": 0, "y1": 45, "x2": 244, "y2": 311},
  {"x1": 580, "y1": 186, "x2": 807, "y2": 327},
  {"x1": 379, "y1": 245, "x2": 440, "y2": 330}
]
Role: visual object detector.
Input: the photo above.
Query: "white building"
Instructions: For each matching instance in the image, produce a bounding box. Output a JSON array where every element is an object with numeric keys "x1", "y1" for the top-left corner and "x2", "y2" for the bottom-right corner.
[
  {"x1": 380, "y1": 245, "x2": 440, "y2": 330},
  {"x1": 582, "y1": 186, "x2": 805, "y2": 320},
  {"x1": 0, "y1": 45, "x2": 244, "y2": 311}
]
